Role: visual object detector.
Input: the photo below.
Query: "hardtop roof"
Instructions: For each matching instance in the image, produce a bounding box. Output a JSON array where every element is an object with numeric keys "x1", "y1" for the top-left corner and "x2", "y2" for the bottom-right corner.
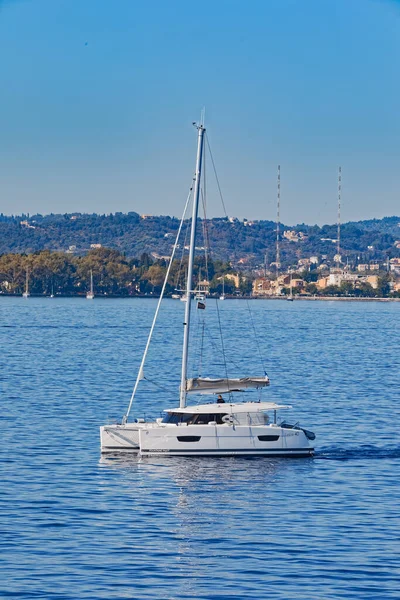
[{"x1": 164, "y1": 401, "x2": 292, "y2": 414}]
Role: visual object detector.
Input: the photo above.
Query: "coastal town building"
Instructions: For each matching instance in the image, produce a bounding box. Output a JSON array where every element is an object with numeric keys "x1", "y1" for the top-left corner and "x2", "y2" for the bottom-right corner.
[
  {"x1": 365, "y1": 275, "x2": 379, "y2": 289},
  {"x1": 298, "y1": 258, "x2": 310, "y2": 268},
  {"x1": 223, "y1": 273, "x2": 242, "y2": 288},
  {"x1": 252, "y1": 275, "x2": 305, "y2": 296},
  {"x1": 283, "y1": 230, "x2": 306, "y2": 242},
  {"x1": 357, "y1": 263, "x2": 380, "y2": 272},
  {"x1": 196, "y1": 279, "x2": 210, "y2": 295},
  {"x1": 389, "y1": 258, "x2": 400, "y2": 273},
  {"x1": 253, "y1": 278, "x2": 281, "y2": 296},
  {"x1": 20, "y1": 220, "x2": 35, "y2": 229},
  {"x1": 315, "y1": 272, "x2": 379, "y2": 290}
]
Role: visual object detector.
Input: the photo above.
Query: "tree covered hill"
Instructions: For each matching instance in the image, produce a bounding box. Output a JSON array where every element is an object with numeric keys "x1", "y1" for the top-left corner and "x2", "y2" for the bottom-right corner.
[{"x1": 1, "y1": 212, "x2": 399, "y2": 268}]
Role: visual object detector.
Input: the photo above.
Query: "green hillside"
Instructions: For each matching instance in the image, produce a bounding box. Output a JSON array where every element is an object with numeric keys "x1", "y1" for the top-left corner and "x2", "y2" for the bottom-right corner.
[{"x1": 1, "y1": 212, "x2": 399, "y2": 269}]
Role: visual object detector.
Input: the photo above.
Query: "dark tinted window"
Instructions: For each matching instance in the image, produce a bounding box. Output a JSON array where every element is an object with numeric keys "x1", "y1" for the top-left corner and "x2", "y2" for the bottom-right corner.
[
  {"x1": 258, "y1": 435, "x2": 280, "y2": 442},
  {"x1": 193, "y1": 414, "x2": 213, "y2": 425},
  {"x1": 162, "y1": 412, "x2": 194, "y2": 424},
  {"x1": 162, "y1": 413, "x2": 229, "y2": 425}
]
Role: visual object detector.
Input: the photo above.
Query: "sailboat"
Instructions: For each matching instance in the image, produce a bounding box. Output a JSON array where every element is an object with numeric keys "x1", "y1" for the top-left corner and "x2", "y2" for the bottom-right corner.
[
  {"x1": 86, "y1": 270, "x2": 95, "y2": 300},
  {"x1": 219, "y1": 277, "x2": 226, "y2": 300},
  {"x1": 179, "y1": 271, "x2": 188, "y2": 301},
  {"x1": 100, "y1": 123, "x2": 314, "y2": 457},
  {"x1": 22, "y1": 268, "x2": 30, "y2": 298}
]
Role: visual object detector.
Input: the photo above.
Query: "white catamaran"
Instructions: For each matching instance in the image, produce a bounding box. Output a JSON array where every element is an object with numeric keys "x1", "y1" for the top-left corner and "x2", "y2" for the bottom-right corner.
[{"x1": 100, "y1": 123, "x2": 315, "y2": 457}]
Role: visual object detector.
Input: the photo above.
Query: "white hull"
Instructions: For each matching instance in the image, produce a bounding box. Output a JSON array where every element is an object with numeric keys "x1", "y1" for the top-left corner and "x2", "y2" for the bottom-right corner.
[
  {"x1": 101, "y1": 422, "x2": 313, "y2": 457},
  {"x1": 100, "y1": 423, "x2": 144, "y2": 452},
  {"x1": 86, "y1": 293, "x2": 95, "y2": 300},
  {"x1": 22, "y1": 292, "x2": 30, "y2": 298}
]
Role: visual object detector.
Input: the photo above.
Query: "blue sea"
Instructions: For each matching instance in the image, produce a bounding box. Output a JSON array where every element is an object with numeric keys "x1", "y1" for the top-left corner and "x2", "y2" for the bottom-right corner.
[{"x1": 1, "y1": 297, "x2": 399, "y2": 599}]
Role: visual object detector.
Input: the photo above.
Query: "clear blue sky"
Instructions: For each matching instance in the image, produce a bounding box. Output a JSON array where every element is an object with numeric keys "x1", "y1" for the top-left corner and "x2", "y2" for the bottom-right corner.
[{"x1": 0, "y1": 0, "x2": 399, "y2": 225}]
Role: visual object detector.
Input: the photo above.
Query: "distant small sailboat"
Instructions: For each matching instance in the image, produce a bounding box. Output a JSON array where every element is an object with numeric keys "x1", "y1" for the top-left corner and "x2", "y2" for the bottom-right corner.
[
  {"x1": 22, "y1": 268, "x2": 30, "y2": 298},
  {"x1": 49, "y1": 281, "x2": 55, "y2": 298},
  {"x1": 179, "y1": 271, "x2": 188, "y2": 301},
  {"x1": 86, "y1": 270, "x2": 95, "y2": 300},
  {"x1": 219, "y1": 277, "x2": 226, "y2": 300}
]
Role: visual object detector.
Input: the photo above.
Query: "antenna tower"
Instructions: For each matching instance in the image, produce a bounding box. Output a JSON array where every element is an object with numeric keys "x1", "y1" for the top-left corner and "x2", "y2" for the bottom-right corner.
[
  {"x1": 276, "y1": 165, "x2": 280, "y2": 277},
  {"x1": 337, "y1": 166, "x2": 341, "y2": 268}
]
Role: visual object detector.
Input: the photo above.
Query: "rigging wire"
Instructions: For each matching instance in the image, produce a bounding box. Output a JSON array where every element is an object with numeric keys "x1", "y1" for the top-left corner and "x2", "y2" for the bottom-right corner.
[
  {"x1": 175, "y1": 220, "x2": 189, "y2": 290},
  {"x1": 214, "y1": 298, "x2": 230, "y2": 391},
  {"x1": 200, "y1": 143, "x2": 211, "y2": 284},
  {"x1": 142, "y1": 376, "x2": 178, "y2": 395},
  {"x1": 122, "y1": 181, "x2": 194, "y2": 423},
  {"x1": 190, "y1": 303, "x2": 203, "y2": 375},
  {"x1": 246, "y1": 299, "x2": 268, "y2": 376},
  {"x1": 198, "y1": 321, "x2": 205, "y2": 377},
  {"x1": 205, "y1": 132, "x2": 228, "y2": 217}
]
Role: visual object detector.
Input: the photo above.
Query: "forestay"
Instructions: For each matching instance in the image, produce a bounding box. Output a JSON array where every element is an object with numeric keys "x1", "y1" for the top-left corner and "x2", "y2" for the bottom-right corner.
[{"x1": 186, "y1": 376, "x2": 270, "y2": 395}]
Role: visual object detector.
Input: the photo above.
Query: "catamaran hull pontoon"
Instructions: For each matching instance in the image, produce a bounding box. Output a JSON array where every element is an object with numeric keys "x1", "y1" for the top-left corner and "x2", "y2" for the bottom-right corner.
[
  {"x1": 100, "y1": 424, "x2": 313, "y2": 457},
  {"x1": 100, "y1": 402, "x2": 314, "y2": 457}
]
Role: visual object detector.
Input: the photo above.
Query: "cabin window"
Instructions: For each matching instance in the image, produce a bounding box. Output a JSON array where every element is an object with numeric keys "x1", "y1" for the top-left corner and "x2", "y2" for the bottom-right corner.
[
  {"x1": 162, "y1": 413, "x2": 194, "y2": 424},
  {"x1": 192, "y1": 413, "x2": 228, "y2": 425},
  {"x1": 162, "y1": 413, "x2": 229, "y2": 425},
  {"x1": 193, "y1": 414, "x2": 213, "y2": 425},
  {"x1": 177, "y1": 436, "x2": 201, "y2": 443},
  {"x1": 258, "y1": 435, "x2": 280, "y2": 442}
]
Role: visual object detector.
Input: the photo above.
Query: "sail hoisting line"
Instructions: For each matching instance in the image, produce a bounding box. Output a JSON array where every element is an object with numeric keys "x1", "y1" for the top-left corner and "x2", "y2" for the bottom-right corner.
[{"x1": 122, "y1": 184, "x2": 194, "y2": 424}]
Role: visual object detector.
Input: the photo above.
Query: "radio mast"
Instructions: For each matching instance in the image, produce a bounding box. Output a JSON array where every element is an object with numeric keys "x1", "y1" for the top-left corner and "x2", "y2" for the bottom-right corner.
[
  {"x1": 276, "y1": 165, "x2": 281, "y2": 277},
  {"x1": 337, "y1": 166, "x2": 342, "y2": 268}
]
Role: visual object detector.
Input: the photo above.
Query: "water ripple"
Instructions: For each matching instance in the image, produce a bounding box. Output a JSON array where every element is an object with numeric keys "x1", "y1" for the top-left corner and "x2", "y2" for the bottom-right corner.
[{"x1": 1, "y1": 298, "x2": 399, "y2": 599}]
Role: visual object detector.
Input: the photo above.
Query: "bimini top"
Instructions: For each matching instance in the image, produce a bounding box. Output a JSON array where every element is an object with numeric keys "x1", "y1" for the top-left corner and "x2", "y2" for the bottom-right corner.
[
  {"x1": 164, "y1": 401, "x2": 292, "y2": 414},
  {"x1": 186, "y1": 376, "x2": 270, "y2": 395}
]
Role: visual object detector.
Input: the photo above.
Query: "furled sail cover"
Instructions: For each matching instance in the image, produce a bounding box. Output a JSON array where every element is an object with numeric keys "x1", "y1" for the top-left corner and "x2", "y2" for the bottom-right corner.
[{"x1": 186, "y1": 376, "x2": 270, "y2": 395}]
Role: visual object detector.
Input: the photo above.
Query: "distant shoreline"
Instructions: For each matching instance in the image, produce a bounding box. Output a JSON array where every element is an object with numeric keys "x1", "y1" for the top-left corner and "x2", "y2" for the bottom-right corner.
[
  {"x1": 259, "y1": 296, "x2": 400, "y2": 302},
  {"x1": 1, "y1": 294, "x2": 399, "y2": 302}
]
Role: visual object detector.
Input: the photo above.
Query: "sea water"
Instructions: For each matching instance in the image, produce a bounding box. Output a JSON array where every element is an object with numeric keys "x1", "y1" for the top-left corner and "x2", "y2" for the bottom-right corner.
[{"x1": 1, "y1": 297, "x2": 399, "y2": 599}]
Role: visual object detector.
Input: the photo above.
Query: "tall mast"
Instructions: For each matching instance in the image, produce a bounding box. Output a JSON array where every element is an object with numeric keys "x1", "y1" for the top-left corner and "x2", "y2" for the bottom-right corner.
[
  {"x1": 26, "y1": 267, "x2": 29, "y2": 295},
  {"x1": 276, "y1": 165, "x2": 281, "y2": 277},
  {"x1": 337, "y1": 166, "x2": 341, "y2": 268},
  {"x1": 90, "y1": 270, "x2": 93, "y2": 295},
  {"x1": 179, "y1": 123, "x2": 205, "y2": 408}
]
